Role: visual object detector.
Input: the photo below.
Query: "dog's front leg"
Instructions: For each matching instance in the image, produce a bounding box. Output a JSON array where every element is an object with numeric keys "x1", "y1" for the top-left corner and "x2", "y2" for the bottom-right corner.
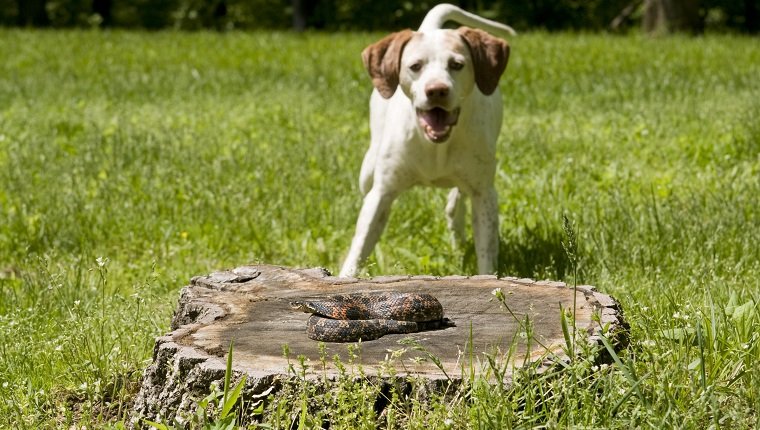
[
  {"x1": 339, "y1": 187, "x2": 396, "y2": 277},
  {"x1": 471, "y1": 186, "x2": 499, "y2": 275}
]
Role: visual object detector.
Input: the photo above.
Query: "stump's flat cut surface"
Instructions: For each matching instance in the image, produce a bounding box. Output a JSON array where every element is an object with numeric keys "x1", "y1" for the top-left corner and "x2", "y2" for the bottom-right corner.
[{"x1": 132, "y1": 265, "x2": 626, "y2": 423}]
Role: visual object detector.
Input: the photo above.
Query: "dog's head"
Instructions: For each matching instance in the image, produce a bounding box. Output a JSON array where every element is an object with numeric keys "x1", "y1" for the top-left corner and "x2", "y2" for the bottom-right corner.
[{"x1": 362, "y1": 27, "x2": 509, "y2": 143}]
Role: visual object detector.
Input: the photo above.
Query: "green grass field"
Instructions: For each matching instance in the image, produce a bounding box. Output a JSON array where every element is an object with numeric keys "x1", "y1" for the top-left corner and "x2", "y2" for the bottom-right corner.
[{"x1": 0, "y1": 29, "x2": 759, "y2": 428}]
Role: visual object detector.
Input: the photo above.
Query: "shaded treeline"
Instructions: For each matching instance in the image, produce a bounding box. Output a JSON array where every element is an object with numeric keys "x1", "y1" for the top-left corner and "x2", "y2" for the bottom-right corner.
[{"x1": 2, "y1": 0, "x2": 758, "y2": 33}]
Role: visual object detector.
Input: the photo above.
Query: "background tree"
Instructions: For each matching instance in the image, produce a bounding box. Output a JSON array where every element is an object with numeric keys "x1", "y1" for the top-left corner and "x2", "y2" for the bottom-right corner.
[
  {"x1": 643, "y1": 0, "x2": 701, "y2": 33},
  {"x1": 17, "y1": 0, "x2": 49, "y2": 26},
  {"x1": 92, "y1": 0, "x2": 112, "y2": 26},
  {"x1": 0, "y1": 0, "x2": 757, "y2": 33}
]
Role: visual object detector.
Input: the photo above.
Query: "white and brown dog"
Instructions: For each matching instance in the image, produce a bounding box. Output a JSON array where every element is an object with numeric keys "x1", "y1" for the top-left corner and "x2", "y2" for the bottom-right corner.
[{"x1": 340, "y1": 4, "x2": 514, "y2": 277}]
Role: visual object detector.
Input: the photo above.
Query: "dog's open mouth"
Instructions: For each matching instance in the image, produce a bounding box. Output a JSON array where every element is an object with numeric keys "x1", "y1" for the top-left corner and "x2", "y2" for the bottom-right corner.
[{"x1": 417, "y1": 107, "x2": 460, "y2": 143}]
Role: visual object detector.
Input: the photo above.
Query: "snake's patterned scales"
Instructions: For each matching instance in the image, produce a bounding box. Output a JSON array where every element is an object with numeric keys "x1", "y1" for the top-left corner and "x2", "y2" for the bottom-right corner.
[{"x1": 290, "y1": 292, "x2": 452, "y2": 342}]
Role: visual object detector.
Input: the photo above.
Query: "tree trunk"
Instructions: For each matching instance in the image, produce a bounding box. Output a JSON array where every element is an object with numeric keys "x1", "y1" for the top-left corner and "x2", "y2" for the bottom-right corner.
[
  {"x1": 643, "y1": 0, "x2": 701, "y2": 34},
  {"x1": 130, "y1": 264, "x2": 629, "y2": 424},
  {"x1": 292, "y1": 0, "x2": 306, "y2": 31}
]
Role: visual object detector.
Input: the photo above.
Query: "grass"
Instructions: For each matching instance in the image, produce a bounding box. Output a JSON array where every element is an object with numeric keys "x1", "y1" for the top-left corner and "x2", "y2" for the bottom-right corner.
[{"x1": 0, "y1": 29, "x2": 758, "y2": 428}]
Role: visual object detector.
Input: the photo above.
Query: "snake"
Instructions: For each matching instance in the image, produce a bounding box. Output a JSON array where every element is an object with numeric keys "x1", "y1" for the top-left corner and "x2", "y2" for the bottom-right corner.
[{"x1": 290, "y1": 291, "x2": 454, "y2": 342}]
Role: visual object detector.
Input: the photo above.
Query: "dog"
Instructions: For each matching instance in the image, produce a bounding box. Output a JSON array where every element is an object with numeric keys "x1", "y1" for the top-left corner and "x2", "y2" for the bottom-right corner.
[{"x1": 339, "y1": 4, "x2": 514, "y2": 277}]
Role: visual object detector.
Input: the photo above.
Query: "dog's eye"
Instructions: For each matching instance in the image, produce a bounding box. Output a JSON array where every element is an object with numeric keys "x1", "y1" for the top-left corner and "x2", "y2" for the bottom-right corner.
[
  {"x1": 449, "y1": 60, "x2": 465, "y2": 71},
  {"x1": 409, "y1": 62, "x2": 423, "y2": 72}
]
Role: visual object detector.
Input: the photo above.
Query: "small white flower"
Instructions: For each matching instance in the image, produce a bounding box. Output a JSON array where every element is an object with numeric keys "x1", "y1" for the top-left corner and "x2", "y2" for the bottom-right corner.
[
  {"x1": 2, "y1": 382, "x2": 8, "y2": 388},
  {"x1": 96, "y1": 256, "x2": 108, "y2": 268}
]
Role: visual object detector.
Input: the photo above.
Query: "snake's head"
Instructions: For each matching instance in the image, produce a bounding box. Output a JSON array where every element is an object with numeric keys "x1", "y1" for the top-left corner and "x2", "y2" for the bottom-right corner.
[{"x1": 290, "y1": 301, "x2": 316, "y2": 314}]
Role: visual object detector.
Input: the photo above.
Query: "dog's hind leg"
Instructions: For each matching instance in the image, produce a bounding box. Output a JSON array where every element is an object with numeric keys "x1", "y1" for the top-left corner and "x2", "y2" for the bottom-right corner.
[
  {"x1": 471, "y1": 186, "x2": 499, "y2": 275},
  {"x1": 445, "y1": 188, "x2": 466, "y2": 248}
]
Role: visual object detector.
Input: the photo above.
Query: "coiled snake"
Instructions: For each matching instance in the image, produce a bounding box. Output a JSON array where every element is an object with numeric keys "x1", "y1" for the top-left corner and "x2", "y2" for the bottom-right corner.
[{"x1": 290, "y1": 292, "x2": 454, "y2": 342}]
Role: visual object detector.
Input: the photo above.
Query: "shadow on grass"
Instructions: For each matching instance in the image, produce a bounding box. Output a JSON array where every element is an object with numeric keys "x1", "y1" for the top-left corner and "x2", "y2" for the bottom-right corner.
[{"x1": 462, "y1": 223, "x2": 572, "y2": 280}]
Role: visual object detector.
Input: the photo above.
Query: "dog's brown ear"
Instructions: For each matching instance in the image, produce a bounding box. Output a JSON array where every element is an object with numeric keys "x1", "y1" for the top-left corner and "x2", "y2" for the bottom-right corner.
[
  {"x1": 362, "y1": 30, "x2": 414, "y2": 99},
  {"x1": 457, "y1": 27, "x2": 509, "y2": 95}
]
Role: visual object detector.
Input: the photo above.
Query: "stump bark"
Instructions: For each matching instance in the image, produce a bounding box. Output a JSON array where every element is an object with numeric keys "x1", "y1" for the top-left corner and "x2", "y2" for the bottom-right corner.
[{"x1": 131, "y1": 265, "x2": 627, "y2": 424}]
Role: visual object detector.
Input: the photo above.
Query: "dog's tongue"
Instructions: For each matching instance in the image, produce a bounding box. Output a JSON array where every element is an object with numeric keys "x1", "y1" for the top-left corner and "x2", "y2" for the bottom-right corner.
[{"x1": 420, "y1": 108, "x2": 458, "y2": 132}]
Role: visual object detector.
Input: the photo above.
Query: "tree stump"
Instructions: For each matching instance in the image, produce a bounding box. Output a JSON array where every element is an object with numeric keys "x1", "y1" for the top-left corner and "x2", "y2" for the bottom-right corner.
[{"x1": 131, "y1": 265, "x2": 627, "y2": 424}]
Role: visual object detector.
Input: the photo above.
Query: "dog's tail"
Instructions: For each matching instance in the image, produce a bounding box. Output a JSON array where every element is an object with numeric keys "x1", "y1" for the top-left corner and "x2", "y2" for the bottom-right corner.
[{"x1": 418, "y1": 3, "x2": 516, "y2": 37}]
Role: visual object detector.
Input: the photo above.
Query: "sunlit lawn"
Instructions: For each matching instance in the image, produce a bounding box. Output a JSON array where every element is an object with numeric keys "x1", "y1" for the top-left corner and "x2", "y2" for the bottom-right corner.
[{"x1": 0, "y1": 29, "x2": 758, "y2": 428}]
